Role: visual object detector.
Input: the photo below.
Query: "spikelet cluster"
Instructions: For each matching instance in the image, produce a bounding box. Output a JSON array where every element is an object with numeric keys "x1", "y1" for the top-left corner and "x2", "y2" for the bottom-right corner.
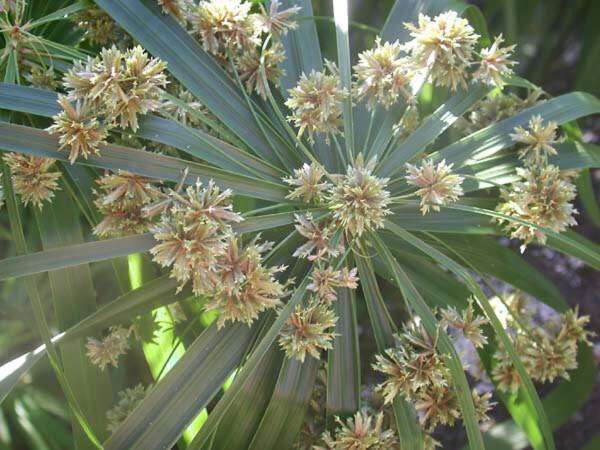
[
  {"x1": 316, "y1": 410, "x2": 399, "y2": 450},
  {"x1": 353, "y1": 38, "x2": 411, "y2": 110},
  {"x1": 473, "y1": 35, "x2": 516, "y2": 87},
  {"x1": 85, "y1": 325, "x2": 132, "y2": 370},
  {"x1": 405, "y1": 159, "x2": 464, "y2": 214},
  {"x1": 329, "y1": 155, "x2": 391, "y2": 237},
  {"x1": 440, "y1": 298, "x2": 489, "y2": 349},
  {"x1": 286, "y1": 61, "x2": 345, "y2": 143},
  {"x1": 284, "y1": 162, "x2": 330, "y2": 204},
  {"x1": 93, "y1": 171, "x2": 162, "y2": 237},
  {"x1": 149, "y1": 179, "x2": 286, "y2": 327},
  {"x1": 495, "y1": 165, "x2": 577, "y2": 251},
  {"x1": 71, "y1": 5, "x2": 125, "y2": 46},
  {"x1": 48, "y1": 46, "x2": 167, "y2": 163},
  {"x1": 3, "y1": 153, "x2": 61, "y2": 208},
  {"x1": 189, "y1": 0, "x2": 297, "y2": 98},
  {"x1": 511, "y1": 115, "x2": 560, "y2": 166},
  {"x1": 25, "y1": 66, "x2": 57, "y2": 90},
  {"x1": 490, "y1": 293, "x2": 594, "y2": 393},
  {"x1": 373, "y1": 319, "x2": 493, "y2": 431},
  {"x1": 106, "y1": 384, "x2": 148, "y2": 433},
  {"x1": 293, "y1": 213, "x2": 341, "y2": 262}
]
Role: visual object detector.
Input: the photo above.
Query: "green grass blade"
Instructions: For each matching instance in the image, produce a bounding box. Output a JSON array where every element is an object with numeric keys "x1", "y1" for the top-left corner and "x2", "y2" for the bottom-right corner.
[
  {"x1": 248, "y1": 357, "x2": 319, "y2": 450},
  {"x1": 104, "y1": 322, "x2": 257, "y2": 450},
  {"x1": 188, "y1": 275, "x2": 311, "y2": 450},
  {"x1": 370, "y1": 232, "x2": 485, "y2": 450},
  {"x1": 33, "y1": 190, "x2": 115, "y2": 446},
  {"x1": 577, "y1": 169, "x2": 600, "y2": 227},
  {"x1": 355, "y1": 253, "x2": 423, "y2": 450},
  {"x1": 433, "y1": 92, "x2": 600, "y2": 167},
  {"x1": 326, "y1": 286, "x2": 360, "y2": 415},
  {"x1": 333, "y1": 0, "x2": 355, "y2": 158},
  {"x1": 28, "y1": 2, "x2": 85, "y2": 28},
  {"x1": 0, "y1": 122, "x2": 290, "y2": 202},
  {"x1": 378, "y1": 84, "x2": 490, "y2": 177}
]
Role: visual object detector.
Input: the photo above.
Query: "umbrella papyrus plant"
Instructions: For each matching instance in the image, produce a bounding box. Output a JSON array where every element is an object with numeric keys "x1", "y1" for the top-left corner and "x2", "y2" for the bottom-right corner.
[{"x1": 0, "y1": 0, "x2": 599, "y2": 449}]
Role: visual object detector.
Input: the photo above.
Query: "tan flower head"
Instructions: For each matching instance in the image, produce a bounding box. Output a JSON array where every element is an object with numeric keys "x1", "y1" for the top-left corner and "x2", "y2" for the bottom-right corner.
[
  {"x1": 473, "y1": 35, "x2": 516, "y2": 87},
  {"x1": 205, "y1": 235, "x2": 286, "y2": 327},
  {"x1": 255, "y1": 0, "x2": 300, "y2": 38},
  {"x1": 405, "y1": 159, "x2": 464, "y2": 214},
  {"x1": 284, "y1": 161, "x2": 330, "y2": 204},
  {"x1": 307, "y1": 266, "x2": 358, "y2": 304},
  {"x1": 47, "y1": 95, "x2": 109, "y2": 164},
  {"x1": 329, "y1": 154, "x2": 391, "y2": 236},
  {"x1": 157, "y1": 0, "x2": 189, "y2": 19},
  {"x1": 293, "y1": 213, "x2": 342, "y2": 261},
  {"x1": 94, "y1": 171, "x2": 162, "y2": 237},
  {"x1": 279, "y1": 299, "x2": 338, "y2": 362},
  {"x1": 511, "y1": 115, "x2": 560, "y2": 166},
  {"x1": 354, "y1": 38, "x2": 411, "y2": 109},
  {"x1": 106, "y1": 384, "x2": 147, "y2": 433},
  {"x1": 318, "y1": 410, "x2": 399, "y2": 450},
  {"x1": 558, "y1": 306, "x2": 595, "y2": 346},
  {"x1": 495, "y1": 165, "x2": 577, "y2": 251},
  {"x1": 3, "y1": 153, "x2": 61, "y2": 208},
  {"x1": 236, "y1": 41, "x2": 286, "y2": 99},
  {"x1": 86, "y1": 325, "x2": 131, "y2": 370},
  {"x1": 285, "y1": 61, "x2": 345, "y2": 142},
  {"x1": 190, "y1": 0, "x2": 259, "y2": 57},
  {"x1": 71, "y1": 6, "x2": 121, "y2": 46},
  {"x1": 440, "y1": 298, "x2": 489, "y2": 348},
  {"x1": 404, "y1": 11, "x2": 479, "y2": 91}
]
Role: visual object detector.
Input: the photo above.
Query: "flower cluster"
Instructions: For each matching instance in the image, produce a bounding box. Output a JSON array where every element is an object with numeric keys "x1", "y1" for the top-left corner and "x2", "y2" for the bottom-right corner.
[
  {"x1": 495, "y1": 165, "x2": 577, "y2": 251},
  {"x1": 149, "y1": 179, "x2": 286, "y2": 328},
  {"x1": 373, "y1": 319, "x2": 493, "y2": 431},
  {"x1": 440, "y1": 298, "x2": 489, "y2": 348},
  {"x1": 490, "y1": 293, "x2": 594, "y2": 393},
  {"x1": 315, "y1": 410, "x2": 399, "y2": 450},
  {"x1": 405, "y1": 159, "x2": 464, "y2": 214},
  {"x1": 284, "y1": 162, "x2": 330, "y2": 204},
  {"x1": 85, "y1": 325, "x2": 132, "y2": 370},
  {"x1": 190, "y1": 0, "x2": 297, "y2": 98},
  {"x1": 285, "y1": 61, "x2": 346, "y2": 143},
  {"x1": 71, "y1": 5, "x2": 126, "y2": 46},
  {"x1": 511, "y1": 115, "x2": 560, "y2": 166},
  {"x1": 106, "y1": 384, "x2": 148, "y2": 433},
  {"x1": 93, "y1": 171, "x2": 162, "y2": 237},
  {"x1": 3, "y1": 153, "x2": 61, "y2": 208},
  {"x1": 48, "y1": 46, "x2": 167, "y2": 163}
]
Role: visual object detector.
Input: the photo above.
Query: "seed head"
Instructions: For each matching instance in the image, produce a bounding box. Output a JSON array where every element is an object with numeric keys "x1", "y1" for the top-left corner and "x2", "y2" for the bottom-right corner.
[
  {"x1": 25, "y1": 66, "x2": 57, "y2": 90},
  {"x1": 205, "y1": 235, "x2": 286, "y2": 327},
  {"x1": 47, "y1": 96, "x2": 108, "y2": 164},
  {"x1": 405, "y1": 159, "x2": 464, "y2": 214},
  {"x1": 94, "y1": 171, "x2": 162, "y2": 237},
  {"x1": 157, "y1": 0, "x2": 189, "y2": 19},
  {"x1": 473, "y1": 35, "x2": 516, "y2": 88},
  {"x1": 190, "y1": 0, "x2": 259, "y2": 57},
  {"x1": 236, "y1": 41, "x2": 285, "y2": 99},
  {"x1": 71, "y1": 6, "x2": 121, "y2": 46},
  {"x1": 318, "y1": 410, "x2": 399, "y2": 450},
  {"x1": 329, "y1": 155, "x2": 391, "y2": 236},
  {"x1": 284, "y1": 162, "x2": 330, "y2": 204},
  {"x1": 495, "y1": 165, "x2": 577, "y2": 251},
  {"x1": 511, "y1": 115, "x2": 559, "y2": 166},
  {"x1": 86, "y1": 325, "x2": 131, "y2": 370},
  {"x1": 285, "y1": 61, "x2": 345, "y2": 142},
  {"x1": 3, "y1": 153, "x2": 61, "y2": 209},
  {"x1": 293, "y1": 213, "x2": 342, "y2": 261},
  {"x1": 106, "y1": 384, "x2": 147, "y2": 433},
  {"x1": 308, "y1": 266, "x2": 358, "y2": 304},
  {"x1": 404, "y1": 11, "x2": 479, "y2": 91},
  {"x1": 255, "y1": 0, "x2": 300, "y2": 38},
  {"x1": 279, "y1": 300, "x2": 338, "y2": 362},
  {"x1": 353, "y1": 38, "x2": 411, "y2": 110},
  {"x1": 440, "y1": 298, "x2": 489, "y2": 348}
]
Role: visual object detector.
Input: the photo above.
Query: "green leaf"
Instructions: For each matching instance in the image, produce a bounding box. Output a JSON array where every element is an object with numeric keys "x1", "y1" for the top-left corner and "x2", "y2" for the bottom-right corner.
[
  {"x1": 188, "y1": 275, "x2": 311, "y2": 450},
  {"x1": 0, "y1": 121, "x2": 290, "y2": 202},
  {"x1": 577, "y1": 169, "x2": 600, "y2": 227},
  {"x1": 326, "y1": 286, "x2": 360, "y2": 415},
  {"x1": 28, "y1": 2, "x2": 86, "y2": 28},
  {"x1": 104, "y1": 322, "x2": 257, "y2": 450},
  {"x1": 333, "y1": 0, "x2": 355, "y2": 158},
  {"x1": 433, "y1": 92, "x2": 600, "y2": 167},
  {"x1": 378, "y1": 84, "x2": 491, "y2": 177},
  {"x1": 34, "y1": 190, "x2": 114, "y2": 445},
  {"x1": 370, "y1": 232, "x2": 485, "y2": 450},
  {"x1": 95, "y1": 0, "x2": 289, "y2": 168},
  {"x1": 248, "y1": 357, "x2": 319, "y2": 450}
]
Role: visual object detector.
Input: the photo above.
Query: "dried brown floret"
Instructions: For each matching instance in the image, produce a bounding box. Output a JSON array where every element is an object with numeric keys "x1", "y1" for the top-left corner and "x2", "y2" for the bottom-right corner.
[{"x1": 3, "y1": 153, "x2": 61, "y2": 208}]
